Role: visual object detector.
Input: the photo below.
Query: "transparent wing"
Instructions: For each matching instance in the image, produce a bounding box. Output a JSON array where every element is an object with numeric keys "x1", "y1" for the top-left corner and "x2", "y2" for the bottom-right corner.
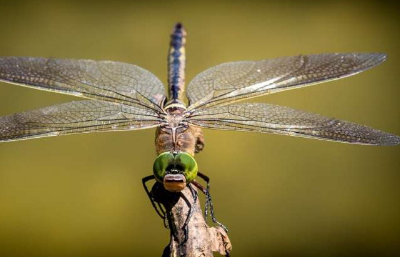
[
  {"x1": 0, "y1": 57, "x2": 166, "y2": 111},
  {"x1": 0, "y1": 100, "x2": 162, "y2": 142},
  {"x1": 186, "y1": 103, "x2": 400, "y2": 146},
  {"x1": 186, "y1": 53, "x2": 386, "y2": 110}
]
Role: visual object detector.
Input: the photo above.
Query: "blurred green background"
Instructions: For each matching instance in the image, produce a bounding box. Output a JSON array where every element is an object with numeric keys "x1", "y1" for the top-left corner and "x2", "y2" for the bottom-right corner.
[{"x1": 0, "y1": 0, "x2": 399, "y2": 256}]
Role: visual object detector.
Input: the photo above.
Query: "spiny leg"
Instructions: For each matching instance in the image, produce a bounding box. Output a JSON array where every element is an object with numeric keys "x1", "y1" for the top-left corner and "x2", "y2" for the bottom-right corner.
[
  {"x1": 188, "y1": 183, "x2": 198, "y2": 203},
  {"x1": 142, "y1": 175, "x2": 168, "y2": 227},
  {"x1": 179, "y1": 191, "x2": 194, "y2": 246},
  {"x1": 197, "y1": 172, "x2": 212, "y2": 222},
  {"x1": 191, "y1": 181, "x2": 209, "y2": 220},
  {"x1": 194, "y1": 172, "x2": 228, "y2": 232},
  {"x1": 197, "y1": 172, "x2": 211, "y2": 221}
]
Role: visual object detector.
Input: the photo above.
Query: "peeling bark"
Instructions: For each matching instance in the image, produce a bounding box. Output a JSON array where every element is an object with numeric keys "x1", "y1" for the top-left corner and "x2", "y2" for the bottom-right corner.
[{"x1": 151, "y1": 184, "x2": 231, "y2": 257}]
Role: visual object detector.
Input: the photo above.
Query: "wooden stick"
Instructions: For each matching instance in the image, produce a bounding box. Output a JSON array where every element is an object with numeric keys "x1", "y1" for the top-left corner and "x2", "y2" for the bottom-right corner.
[{"x1": 151, "y1": 184, "x2": 231, "y2": 257}]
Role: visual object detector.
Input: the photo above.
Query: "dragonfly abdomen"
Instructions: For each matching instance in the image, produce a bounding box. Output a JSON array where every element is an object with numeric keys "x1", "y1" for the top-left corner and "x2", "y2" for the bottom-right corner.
[{"x1": 167, "y1": 23, "x2": 186, "y2": 103}]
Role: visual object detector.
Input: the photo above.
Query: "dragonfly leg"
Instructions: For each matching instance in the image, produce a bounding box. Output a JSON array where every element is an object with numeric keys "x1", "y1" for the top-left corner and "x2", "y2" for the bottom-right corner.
[
  {"x1": 179, "y1": 191, "x2": 194, "y2": 246},
  {"x1": 188, "y1": 183, "x2": 198, "y2": 202},
  {"x1": 194, "y1": 172, "x2": 228, "y2": 232},
  {"x1": 191, "y1": 180, "x2": 209, "y2": 220},
  {"x1": 142, "y1": 175, "x2": 168, "y2": 227}
]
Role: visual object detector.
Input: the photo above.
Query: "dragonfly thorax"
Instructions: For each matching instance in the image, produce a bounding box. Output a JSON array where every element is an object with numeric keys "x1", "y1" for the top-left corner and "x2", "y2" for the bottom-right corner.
[
  {"x1": 163, "y1": 102, "x2": 187, "y2": 128},
  {"x1": 165, "y1": 113, "x2": 184, "y2": 128},
  {"x1": 155, "y1": 124, "x2": 204, "y2": 157}
]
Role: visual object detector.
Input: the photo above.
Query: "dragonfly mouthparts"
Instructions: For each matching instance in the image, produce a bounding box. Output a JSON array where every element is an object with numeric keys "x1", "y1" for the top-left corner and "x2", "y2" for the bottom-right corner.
[{"x1": 163, "y1": 173, "x2": 186, "y2": 192}]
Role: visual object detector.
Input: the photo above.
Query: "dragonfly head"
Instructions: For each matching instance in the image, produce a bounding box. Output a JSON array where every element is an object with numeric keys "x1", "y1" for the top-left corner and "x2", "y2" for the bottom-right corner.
[{"x1": 153, "y1": 151, "x2": 198, "y2": 192}]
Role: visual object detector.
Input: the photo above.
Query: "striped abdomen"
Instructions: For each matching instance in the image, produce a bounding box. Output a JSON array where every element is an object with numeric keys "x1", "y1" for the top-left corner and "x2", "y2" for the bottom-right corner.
[{"x1": 167, "y1": 23, "x2": 186, "y2": 103}]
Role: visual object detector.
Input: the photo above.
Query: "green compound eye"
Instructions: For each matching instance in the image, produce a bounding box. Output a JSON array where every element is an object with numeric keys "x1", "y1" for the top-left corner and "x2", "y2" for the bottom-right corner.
[
  {"x1": 153, "y1": 152, "x2": 175, "y2": 183},
  {"x1": 174, "y1": 152, "x2": 198, "y2": 183},
  {"x1": 153, "y1": 152, "x2": 198, "y2": 183}
]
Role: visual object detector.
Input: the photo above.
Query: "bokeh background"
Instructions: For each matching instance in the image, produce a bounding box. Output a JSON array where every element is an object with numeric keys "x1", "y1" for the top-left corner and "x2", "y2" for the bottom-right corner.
[{"x1": 0, "y1": 0, "x2": 399, "y2": 256}]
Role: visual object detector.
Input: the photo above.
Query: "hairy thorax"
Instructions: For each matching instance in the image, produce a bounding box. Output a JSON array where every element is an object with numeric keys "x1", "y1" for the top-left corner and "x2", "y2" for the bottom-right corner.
[
  {"x1": 155, "y1": 106, "x2": 204, "y2": 156},
  {"x1": 155, "y1": 125, "x2": 204, "y2": 156}
]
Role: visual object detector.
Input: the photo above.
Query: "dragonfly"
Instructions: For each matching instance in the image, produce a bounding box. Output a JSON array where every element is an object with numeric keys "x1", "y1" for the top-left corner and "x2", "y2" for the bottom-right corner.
[{"x1": 0, "y1": 23, "x2": 399, "y2": 239}]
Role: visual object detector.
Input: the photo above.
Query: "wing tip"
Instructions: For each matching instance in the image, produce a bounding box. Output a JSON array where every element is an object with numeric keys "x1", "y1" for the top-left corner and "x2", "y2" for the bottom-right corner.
[
  {"x1": 370, "y1": 52, "x2": 387, "y2": 65},
  {"x1": 345, "y1": 52, "x2": 387, "y2": 77},
  {"x1": 375, "y1": 133, "x2": 400, "y2": 146}
]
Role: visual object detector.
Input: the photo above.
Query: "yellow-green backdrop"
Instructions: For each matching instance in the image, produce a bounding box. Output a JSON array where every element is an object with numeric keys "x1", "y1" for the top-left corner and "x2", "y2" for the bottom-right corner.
[{"x1": 0, "y1": 1, "x2": 399, "y2": 256}]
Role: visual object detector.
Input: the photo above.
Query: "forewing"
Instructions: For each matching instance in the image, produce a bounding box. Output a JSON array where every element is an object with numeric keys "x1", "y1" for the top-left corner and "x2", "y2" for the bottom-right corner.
[
  {"x1": 187, "y1": 103, "x2": 400, "y2": 146},
  {"x1": 187, "y1": 53, "x2": 386, "y2": 110},
  {"x1": 0, "y1": 100, "x2": 161, "y2": 142},
  {"x1": 0, "y1": 57, "x2": 166, "y2": 111}
]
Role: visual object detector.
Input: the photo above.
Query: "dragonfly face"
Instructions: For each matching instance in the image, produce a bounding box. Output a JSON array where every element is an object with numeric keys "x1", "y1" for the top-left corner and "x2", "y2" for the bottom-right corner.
[{"x1": 153, "y1": 151, "x2": 198, "y2": 192}]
